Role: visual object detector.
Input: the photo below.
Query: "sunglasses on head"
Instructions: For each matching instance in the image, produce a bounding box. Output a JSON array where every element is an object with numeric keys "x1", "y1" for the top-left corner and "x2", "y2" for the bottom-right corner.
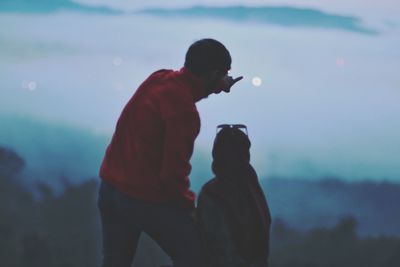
[{"x1": 216, "y1": 124, "x2": 248, "y2": 136}]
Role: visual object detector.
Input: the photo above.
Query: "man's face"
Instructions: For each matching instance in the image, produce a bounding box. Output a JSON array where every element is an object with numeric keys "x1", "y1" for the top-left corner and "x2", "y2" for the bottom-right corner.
[{"x1": 203, "y1": 69, "x2": 229, "y2": 98}]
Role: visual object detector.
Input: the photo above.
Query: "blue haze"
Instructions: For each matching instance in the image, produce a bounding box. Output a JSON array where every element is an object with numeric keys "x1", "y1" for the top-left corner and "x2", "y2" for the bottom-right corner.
[{"x1": 2, "y1": 115, "x2": 400, "y2": 237}]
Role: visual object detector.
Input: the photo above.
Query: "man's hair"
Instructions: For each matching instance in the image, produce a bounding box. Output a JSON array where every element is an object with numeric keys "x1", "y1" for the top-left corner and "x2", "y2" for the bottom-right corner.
[{"x1": 184, "y1": 38, "x2": 232, "y2": 75}]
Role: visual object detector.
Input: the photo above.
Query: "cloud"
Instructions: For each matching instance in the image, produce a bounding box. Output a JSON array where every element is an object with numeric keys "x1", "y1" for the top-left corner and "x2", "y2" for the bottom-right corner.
[
  {"x1": 0, "y1": 0, "x2": 122, "y2": 14},
  {"x1": 138, "y1": 6, "x2": 378, "y2": 34}
]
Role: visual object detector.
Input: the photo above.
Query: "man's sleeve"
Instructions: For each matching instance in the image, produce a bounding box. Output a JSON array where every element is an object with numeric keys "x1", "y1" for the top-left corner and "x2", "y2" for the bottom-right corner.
[{"x1": 159, "y1": 110, "x2": 200, "y2": 211}]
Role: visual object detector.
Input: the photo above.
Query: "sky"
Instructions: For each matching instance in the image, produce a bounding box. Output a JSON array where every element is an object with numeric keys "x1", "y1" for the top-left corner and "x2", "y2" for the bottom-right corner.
[{"x1": 0, "y1": 0, "x2": 399, "y2": 184}]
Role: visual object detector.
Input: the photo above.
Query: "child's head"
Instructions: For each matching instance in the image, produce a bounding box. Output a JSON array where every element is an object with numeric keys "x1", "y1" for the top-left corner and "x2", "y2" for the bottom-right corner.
[{"x1": 212, "y1": 125, "x2": 251, "y2": 176}]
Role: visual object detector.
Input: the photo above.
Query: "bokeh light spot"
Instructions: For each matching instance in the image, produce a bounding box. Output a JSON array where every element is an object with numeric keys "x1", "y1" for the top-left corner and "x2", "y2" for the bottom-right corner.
[
  {"x1": 23, "y1": 81, "x2": 37, "y2": 91},
  {"x1": 336, "y1": 58, "x2": 345, "y2": 67},
  {"x1": 252, "y1": 76, "x2": 262, "y2": 87},
  {"x1": 113, "y1": 57, "x2": 122, "y2": 66}
]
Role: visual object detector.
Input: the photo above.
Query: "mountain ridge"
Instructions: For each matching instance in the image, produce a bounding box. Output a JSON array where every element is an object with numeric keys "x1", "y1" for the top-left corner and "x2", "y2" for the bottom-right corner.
[
  {"x1": 0, "y1": 0, "x2": 121, "y2": 14},
  {"x1": 0, "y1": 1, "x2": 378, "y2": 34},
  {"x1": 139, "y1": 5, "x2": 378, "y2": 34}
]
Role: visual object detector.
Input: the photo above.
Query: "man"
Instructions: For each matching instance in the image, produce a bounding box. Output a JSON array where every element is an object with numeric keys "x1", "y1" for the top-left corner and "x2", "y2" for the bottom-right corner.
[{"x1": 98, "y1": 38, "x2": 243, "y2": 267}]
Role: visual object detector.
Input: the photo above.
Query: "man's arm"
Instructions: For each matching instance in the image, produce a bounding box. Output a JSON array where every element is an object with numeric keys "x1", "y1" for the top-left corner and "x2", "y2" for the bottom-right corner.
[{"x1": 159, "y1": 110, "x2": 200, "y2": 211}]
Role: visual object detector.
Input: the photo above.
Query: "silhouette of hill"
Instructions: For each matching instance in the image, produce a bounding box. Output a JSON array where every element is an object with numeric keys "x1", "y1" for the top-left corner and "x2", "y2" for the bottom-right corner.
[
  {"x1": 262, "y1": 177, "x2": 400, "y2": 237},
  {"x1": 1, "y1": 147, "x2": 399, "y2": 266},
  {"x1": 269, "y1": 216, "x2": 400, "y2": 267},
  {"x1": 139, "y1": 6, "x2": 377, "y2": 34},
  {"x1": 0, "y1": 0, "x2": 121, "y2": 14},
  {"x1": 0, "y1": 146, "x2": 101, "y2": 266},
  {"x1": 3, "y1": 2, "x2": 376, "y2": 34},
  {"x1": 0, "y1": 146, "x2": 25, "y2": 178}
]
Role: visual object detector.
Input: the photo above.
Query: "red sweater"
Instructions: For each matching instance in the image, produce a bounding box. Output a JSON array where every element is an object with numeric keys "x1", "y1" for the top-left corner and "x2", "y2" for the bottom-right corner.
[{"x1": 99, "y1": 68, "x2": 204, "y2": 210}]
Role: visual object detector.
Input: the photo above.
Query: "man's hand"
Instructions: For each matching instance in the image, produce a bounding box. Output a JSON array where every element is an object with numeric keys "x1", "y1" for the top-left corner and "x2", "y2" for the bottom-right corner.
[
  {"x1": 213, "y1": 75, "x2": 243, "y2": 94},
  {"x1": 219, "y1": 75, "x2": 243, "y2": 93}
]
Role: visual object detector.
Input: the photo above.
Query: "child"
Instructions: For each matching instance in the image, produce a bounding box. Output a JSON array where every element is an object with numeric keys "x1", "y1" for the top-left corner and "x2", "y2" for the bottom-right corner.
[{"x1": 197, "y1": 124, "x2": 271, "y2": 267}]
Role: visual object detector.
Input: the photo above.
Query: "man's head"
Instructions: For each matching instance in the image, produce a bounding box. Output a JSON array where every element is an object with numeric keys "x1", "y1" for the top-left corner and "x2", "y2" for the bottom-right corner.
[
  {"x1": 184, "y1": 39, "x2": 232, "y2": 98},
  {"x1": 185, "y1": 38, "x2": 231, "y2": 75}
]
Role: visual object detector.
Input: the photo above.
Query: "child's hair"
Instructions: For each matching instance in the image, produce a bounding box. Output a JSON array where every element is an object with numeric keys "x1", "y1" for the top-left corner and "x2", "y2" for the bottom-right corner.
[{"x1": 212, "y1": 127, "x2": 251, "y2": 177}]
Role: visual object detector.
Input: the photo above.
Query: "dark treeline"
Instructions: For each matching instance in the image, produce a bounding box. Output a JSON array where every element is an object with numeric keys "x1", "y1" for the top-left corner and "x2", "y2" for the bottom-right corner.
[
  {"x1": 0, "y1": 146, "x2": 100, "y2": 267},
  {"x1": 1, "y1": 146, "x2": 399, "y2": 267},
  {"x1": 269, "y1": 217, "x2": 400, "y2": 267},
  {"x1": 261, "y1": 177, "x2": 400, "y2": 237}
]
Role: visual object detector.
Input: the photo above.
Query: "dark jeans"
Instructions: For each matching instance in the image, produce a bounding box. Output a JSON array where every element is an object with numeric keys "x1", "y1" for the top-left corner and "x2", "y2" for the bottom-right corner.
[{"x1": 98, "y1": 180, "x2": 208, "y2": 267}]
